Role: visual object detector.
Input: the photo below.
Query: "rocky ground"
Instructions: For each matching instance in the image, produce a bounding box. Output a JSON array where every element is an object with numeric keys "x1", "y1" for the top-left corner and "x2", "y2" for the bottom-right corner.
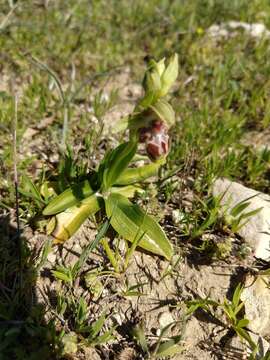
[{"x1": 2, "y1": 2, "x2": 270, "y2": 359}]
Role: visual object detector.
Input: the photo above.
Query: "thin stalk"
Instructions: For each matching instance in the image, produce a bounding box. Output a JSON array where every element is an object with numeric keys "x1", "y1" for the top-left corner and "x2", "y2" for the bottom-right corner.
[
  {"x1": 124, "y1": 231, "x2": 144, "y2": 271},
  {"x1": 13, "y1": 95, "x2": 22, "y2": 294},
  {"x1": 101, "y1": 238, "x2": 119, "y2": 273},
  {"x1": 61, "y1": 104, "x2": 70, "y2": 149}
]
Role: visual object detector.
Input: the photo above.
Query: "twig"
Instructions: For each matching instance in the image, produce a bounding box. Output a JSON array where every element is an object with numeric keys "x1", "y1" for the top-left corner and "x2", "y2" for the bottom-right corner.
[
  {"x1": 0, "y1": 3, "x2": 18, "y2": 31},
  {"x1": 13, "y1": 95, "x2": 22, "y2": 294}
]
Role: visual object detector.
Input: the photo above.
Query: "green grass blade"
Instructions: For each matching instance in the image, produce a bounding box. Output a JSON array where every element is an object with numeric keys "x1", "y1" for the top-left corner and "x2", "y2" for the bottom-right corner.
[{"x1": 72, "y1": 219, "x2": 110, "y2": 278}]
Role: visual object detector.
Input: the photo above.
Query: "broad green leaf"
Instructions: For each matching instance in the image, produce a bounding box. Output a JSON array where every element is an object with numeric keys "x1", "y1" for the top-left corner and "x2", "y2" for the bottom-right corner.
[
  {"x1": 43, "y1": 179, "x2": 94, "y2": 215},
  {"x1": 101, "y1": 141, "x2": 137, "y2": 191},
  {"x1": 234, "y1": 326, "x2": 256, "y2": 349},
  {"x1": 48, "y1": 194, "x2": 103, "y2": 243},
  {"x1": 150, "y1": 99, "x2": 175, "y2": 127},
  {"x1": 239, "y1": 207, "x2": 263, "y2": 221},
  {"x1": 105, "y1": 193, "x2": 173, "y2": 260},
  {"x1": 230, "y1": 201, "x2": 251, "y2": 217}
]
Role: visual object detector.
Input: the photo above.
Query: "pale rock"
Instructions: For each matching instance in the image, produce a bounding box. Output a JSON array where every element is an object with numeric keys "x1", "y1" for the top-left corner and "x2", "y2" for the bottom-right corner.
[
  {"x1": 241, "y1": 275, "x2": 270, "y2": 336},
  {"x1": 228, "y1": 21, "x2": 270, "y2": 38},
  {"x1": 212, "y1": 178, "x2": 270, "y2": 260},
  {"x1": 207, "y1": 21, "x2": 270, "y2": 39}
]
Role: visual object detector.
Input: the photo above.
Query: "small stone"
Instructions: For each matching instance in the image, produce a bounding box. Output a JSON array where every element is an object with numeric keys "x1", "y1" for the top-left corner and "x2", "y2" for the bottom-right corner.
[
  {"x1": 241, "y1": 275, "x2": 270, "y2": 336},
  {"x1": 158, "y1": 311, "x2": 174, "y2": 329},
  {"x1": 172, "y1": 209, "x2": 185, "y2": 225},
  {"x1": 73, "y1": 243, "x2": 82, "y2": 253},
  {"x1": 212, "y1": 178, "x2": 270, "y2": 260},
  {"x1": 47, "y1": 252, "x2": 56, "y2": 263}
]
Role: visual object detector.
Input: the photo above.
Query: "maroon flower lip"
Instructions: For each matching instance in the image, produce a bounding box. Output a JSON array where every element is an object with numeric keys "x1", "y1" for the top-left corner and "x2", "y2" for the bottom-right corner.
[{"x1": 138, "y1": 120, "x2": 169, "y2": 160}]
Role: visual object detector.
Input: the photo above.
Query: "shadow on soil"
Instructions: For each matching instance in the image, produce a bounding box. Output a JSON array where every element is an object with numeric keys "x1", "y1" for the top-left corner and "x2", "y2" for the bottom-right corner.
[{"x1": 0, "y1": 213, "x2": 58, "y2": 360}]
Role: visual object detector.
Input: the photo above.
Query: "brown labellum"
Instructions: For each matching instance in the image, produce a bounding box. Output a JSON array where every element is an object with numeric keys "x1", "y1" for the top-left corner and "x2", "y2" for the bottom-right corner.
[{"x1": 138, "y1": 120, "x2": 169, "y2": 161}]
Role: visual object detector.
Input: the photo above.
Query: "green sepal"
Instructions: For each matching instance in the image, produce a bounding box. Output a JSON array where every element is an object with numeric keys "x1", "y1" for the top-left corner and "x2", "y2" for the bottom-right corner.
[{"x1": 150, "y1": 99, "x2": 175, "y2": 127}]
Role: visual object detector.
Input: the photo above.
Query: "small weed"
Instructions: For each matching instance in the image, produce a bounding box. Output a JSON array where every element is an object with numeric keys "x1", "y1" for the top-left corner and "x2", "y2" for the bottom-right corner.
[{"x1": 186, "y1": 284, "x2": 261, "y2": 359}]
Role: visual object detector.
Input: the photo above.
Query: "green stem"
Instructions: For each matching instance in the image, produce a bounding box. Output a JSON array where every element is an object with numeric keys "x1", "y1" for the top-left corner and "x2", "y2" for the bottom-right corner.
[{"x1": 101, "y1": 238, "x2": 119, "y2": 273}]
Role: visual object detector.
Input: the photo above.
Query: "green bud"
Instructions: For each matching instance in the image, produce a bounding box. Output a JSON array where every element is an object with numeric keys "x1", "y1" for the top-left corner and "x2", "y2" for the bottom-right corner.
[
  {"x1": 154, "y1": 58, "x2": 166, "y2": 77},
  {"x1": 160, "y1": 53, "x2": 179, "y2": 97},
  {"x1": 144, "y1": 69, "x2": 162, "y2": 94}
]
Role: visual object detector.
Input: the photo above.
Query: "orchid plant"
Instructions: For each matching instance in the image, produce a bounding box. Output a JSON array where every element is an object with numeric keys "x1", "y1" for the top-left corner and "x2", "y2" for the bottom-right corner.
[{"x1": 43, "y1": 54, "x2": 178, "y2": 261}]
